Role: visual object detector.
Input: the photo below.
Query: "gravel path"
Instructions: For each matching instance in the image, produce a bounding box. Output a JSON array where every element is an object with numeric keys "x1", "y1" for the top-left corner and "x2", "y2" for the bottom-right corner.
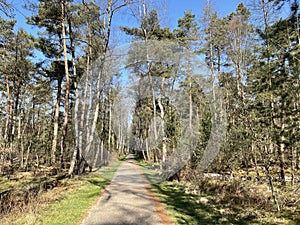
[{"x1": 80, "y1": 154, "x2": 165, "y2": 225}]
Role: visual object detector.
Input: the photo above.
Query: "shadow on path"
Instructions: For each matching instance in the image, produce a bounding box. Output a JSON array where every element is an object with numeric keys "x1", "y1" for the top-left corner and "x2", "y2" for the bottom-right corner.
[{"x1": 80, "y1": 154, "x2": 162, "y2": 225}]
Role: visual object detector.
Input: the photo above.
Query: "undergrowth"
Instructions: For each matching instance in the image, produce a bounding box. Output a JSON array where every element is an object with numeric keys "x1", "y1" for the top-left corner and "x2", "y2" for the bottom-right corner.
[
  {"x1": 137, "y1": 158, "x2": 299, "y2": 225},
  {"x1": 0, "y1": 159, "x2": 121, "y2": 225}
]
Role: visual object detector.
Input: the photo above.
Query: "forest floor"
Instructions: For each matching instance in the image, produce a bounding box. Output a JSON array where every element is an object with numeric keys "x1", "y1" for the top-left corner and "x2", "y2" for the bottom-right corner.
[
  {"x1": 0, "y1": 159, "x2": 121, "y2": 225},
  {"x1": 148, "y1": 181, "x2": 300, "y2": 225},
  {"x1": 137, "y1": 159, "x2": 300, "y2": 225}
]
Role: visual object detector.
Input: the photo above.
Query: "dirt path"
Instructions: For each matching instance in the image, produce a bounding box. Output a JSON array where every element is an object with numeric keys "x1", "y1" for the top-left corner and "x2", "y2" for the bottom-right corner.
[{"x1": 79, "y1": 154, "x2": 172, "y2": 225}]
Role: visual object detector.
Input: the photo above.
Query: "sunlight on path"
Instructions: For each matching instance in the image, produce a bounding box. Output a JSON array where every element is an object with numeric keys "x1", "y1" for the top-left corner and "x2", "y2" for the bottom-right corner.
[{"x1": 80, "y1": 154, "x2": 163, "y2": 225}]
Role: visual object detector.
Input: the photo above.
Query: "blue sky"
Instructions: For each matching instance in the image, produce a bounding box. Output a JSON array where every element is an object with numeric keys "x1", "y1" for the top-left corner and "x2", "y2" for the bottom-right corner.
[
  {"x1": 1, "y1": 0, "x2": 246, "y2": 63},
  {"x1": 168, "y1": 0, "x2": 244, "y2": 22},
  {"x1": 8, "y1": 0, "x2": 245, "y2": 33}
]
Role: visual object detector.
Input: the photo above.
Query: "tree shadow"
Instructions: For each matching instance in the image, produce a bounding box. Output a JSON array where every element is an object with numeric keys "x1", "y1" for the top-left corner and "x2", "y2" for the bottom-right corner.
[
  {"x1": 152, "y1": 182, "x2": 258, "y2": 225},
  {"x1": 87, "y1": 178, "x2": 108, "y2": 187}
]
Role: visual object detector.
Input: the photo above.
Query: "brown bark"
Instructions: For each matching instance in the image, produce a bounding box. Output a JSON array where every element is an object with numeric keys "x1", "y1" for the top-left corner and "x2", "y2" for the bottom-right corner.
[{"x1": 108, "y1": 88, "x2": 112, "y2": 152}]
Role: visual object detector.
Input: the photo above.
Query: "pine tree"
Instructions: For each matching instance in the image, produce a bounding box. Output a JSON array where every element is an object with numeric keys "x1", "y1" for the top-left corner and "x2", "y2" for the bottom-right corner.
[
  {"x1": 247, "y1": 0, "x2": 299, "y2": 210},
  {"x1": 122, "y1": 7, "x2": 177, "y2": 164},
  {"x1": 28, "y1": 0, "x2": 66, "y2": 166},
  {"x1": 0, "y1": 18, "x2": 15, "y2": 149},
  {"x1": 175, "y1": 11, "x2": 199, "y2": 133}
]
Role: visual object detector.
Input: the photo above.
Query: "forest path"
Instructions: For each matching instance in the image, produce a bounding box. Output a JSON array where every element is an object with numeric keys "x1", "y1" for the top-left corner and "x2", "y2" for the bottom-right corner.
[{"x1": 79, "y1": 154, "x2": 171, "y2": 225}]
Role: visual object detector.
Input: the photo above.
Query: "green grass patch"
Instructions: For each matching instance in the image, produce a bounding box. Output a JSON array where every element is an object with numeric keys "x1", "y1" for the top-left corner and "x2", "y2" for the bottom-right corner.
[
  {"x1": 1, "y1": 160, "x2": 121, "y2": 225},
  {"x1": 0, "y1": 172, "x2": 35, "y2": 193},
  {"x1": 118, "y1": 154, "x2": 128, "y2": 161},
  {"x1": 36, "y1": 175, "x2": 108, "y2": 225}
]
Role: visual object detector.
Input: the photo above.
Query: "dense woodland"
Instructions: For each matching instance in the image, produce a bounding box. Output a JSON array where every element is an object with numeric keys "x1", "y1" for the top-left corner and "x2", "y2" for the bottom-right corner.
[{"x1": 0, "y1": 0, "x2": 300, "y2": 215}]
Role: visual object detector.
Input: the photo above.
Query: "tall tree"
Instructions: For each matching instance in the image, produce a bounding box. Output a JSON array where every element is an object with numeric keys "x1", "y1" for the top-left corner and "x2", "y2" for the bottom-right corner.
[
  {"x1": 69, "y1": 0, "x2": 128, "y2": 175},
  {"x1": 28, "y1": 0, "x2": 66, "y2": 166},
  {"x1": 175, "y1": 11, "x2": 199, "y2": 133},
  {"x1": 0, "y1": 18, "x2": 15, "y2": 149},
  {"x1": 247, "y1": 0, "x2": 299, "y2": 210},
  {"x1": 59, "y1": 0, "x2": 71, "y2": 168},
  {"x1": 122, "y1": 5, "x2": 175, "y2": 163}
]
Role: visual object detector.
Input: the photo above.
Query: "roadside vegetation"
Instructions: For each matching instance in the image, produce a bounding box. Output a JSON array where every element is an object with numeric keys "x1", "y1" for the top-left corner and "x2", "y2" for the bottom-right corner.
[
  {"x1": 0, "y1": 159, "x2": 121, "y2": 225},
  {"x1": 138, "y1": 159, "x2": 300, "y2": 225}
]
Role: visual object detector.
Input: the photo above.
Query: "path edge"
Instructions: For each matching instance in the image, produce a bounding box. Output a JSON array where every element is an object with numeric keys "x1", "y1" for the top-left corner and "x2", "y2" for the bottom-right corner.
[
  {"x1": 76, "y1": 162, "x2": 121, "y2": 225},
  {"x1": 134, "y1": 163, "x2": 175, "y2": 225}
]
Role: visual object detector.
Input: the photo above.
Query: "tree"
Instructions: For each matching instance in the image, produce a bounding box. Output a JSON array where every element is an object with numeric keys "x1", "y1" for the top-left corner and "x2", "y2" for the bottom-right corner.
[
  {"x1": 69, "y1": 0, "x2": 128, "y2": 175},
  {"x1": 247, "y1": 0, "x2": 299, "y2": 210},
  {"x1": 122, "y1": 4, "x2": 176, "y2": 164},
  {"x1": 226, "y1": 3, "x2": 252, "y2": 101},
  {"x1": 221, "y1": 3, "x2": 254, "y2": 171},
  {"x1": 28, "y1": 0, "x2": 66, "y2": 166},
  {"x1": 175, "y1": 11, "x2": 199, "y2": 133},
  {"x1": 0, "y1": 0, "x2": 13, "y2": 17},
  {"x1": 0, "y1": 18, "x2": 15, "y2": 149},
  {"x1": 201, "y1": 1, "x2": 226, "y2": 99},
  {"x1": 59, "y1": 0, "x2": 71, "y2": 168}
]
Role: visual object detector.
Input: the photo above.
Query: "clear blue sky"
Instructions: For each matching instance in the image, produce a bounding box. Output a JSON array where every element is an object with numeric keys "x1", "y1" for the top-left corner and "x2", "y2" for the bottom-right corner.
[{"x1": 167, "y1": 0, "x2": 245, "y2": 26}]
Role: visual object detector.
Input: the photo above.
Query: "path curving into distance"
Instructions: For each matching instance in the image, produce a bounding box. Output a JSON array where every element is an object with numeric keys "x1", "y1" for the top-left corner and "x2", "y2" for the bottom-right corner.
[{"x1": 79, "y1": 154, "x2": 173, "y2": 225}]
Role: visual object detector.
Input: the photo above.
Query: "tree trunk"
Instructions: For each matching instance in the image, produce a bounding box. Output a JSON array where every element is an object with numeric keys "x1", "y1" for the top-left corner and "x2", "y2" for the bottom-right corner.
[
  {"x1": 158, "y1": 77, "x2": 166, "y2": 167},
  {"x1": 4, "y1": 73, "x2": 11, "y2": 147},
  {"x1": 291, "y1": 146, "x2": 295, "y2": 186},
  {"x1": 278, "y1": 135, "x2": 286, "y2": 186},
  {"x1": 51, "y1": 28, "x2": 63, "y2": 165},
  {"x1": 60, "y1": 0, "x2": 70, "y2": 169},
  {"x1": 108, "y1": 88, "x2": 112, "y2": 152},
  {"x1": 251, "y1": 141, "x2": 260, "y2": 180},
  {"x1": 265, "y1": 162, "x2": 280, "y2": 212},
  {"x1": 145, "y1": 138, "x2": 150, "y2": 161},
  {"x1": 187, "y1": 44, "x2": 193, "y2": 133},
  {"x1": 51, "y1": 70, "x2": 62, "y2": 165}
]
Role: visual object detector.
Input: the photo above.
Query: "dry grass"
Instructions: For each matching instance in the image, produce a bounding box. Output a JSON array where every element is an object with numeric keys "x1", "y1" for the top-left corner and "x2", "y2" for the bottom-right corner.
[
  {"x1": 0, "y1": 159, "x2": 121, "y2": 225},
  {"x1": 181, "y1": 176, "x2": 300, "y2": 224},
  {"x1": 0, "y1": 175, "x2": 73, "y2": 224}
]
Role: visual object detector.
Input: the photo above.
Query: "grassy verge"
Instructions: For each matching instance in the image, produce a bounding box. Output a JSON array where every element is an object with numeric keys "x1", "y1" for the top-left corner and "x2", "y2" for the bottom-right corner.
[
  {"x1": 136, "y1": 159, "x2": 299, "y2": 225},
  {"x1": 0, "y1": 160, "x2": 121, "y2": 225},
  {"x1": 139, "y1": 165, "x2": 233, "y2": 224},
  {"x1": 150, "y1": 182, "x2": 251, "y2": 225}
]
